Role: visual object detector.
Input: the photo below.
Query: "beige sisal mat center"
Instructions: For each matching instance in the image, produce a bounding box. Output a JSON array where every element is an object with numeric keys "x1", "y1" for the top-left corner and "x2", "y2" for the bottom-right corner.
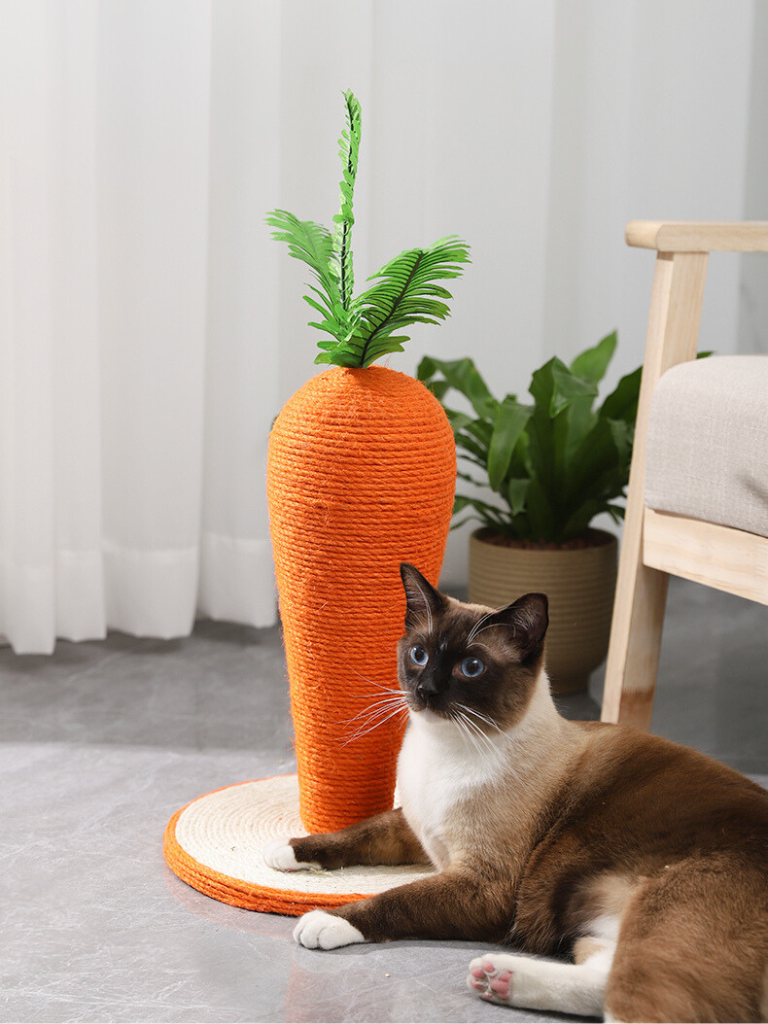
[{"x1": 164, "y1": 774, "x2": 434, "y2": 916}]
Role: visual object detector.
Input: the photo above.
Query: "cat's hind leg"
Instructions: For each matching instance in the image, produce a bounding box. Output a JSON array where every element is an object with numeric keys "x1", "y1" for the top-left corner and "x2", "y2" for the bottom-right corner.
[
  {"x1": 467, "y1": 936, "x2": 615, "y2": 1018},
  {"x1": 264, "y1": 807, "x2": 430, "y2": 872},
  {"x1": 603, "y1": 858, "x2": 768, "y2": 1024}
]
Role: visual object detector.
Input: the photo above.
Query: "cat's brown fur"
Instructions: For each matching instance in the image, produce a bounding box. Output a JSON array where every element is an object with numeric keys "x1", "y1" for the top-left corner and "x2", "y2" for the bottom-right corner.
[{"x1": 271, "y1": 565, "x2": 768, "y2": 1022}]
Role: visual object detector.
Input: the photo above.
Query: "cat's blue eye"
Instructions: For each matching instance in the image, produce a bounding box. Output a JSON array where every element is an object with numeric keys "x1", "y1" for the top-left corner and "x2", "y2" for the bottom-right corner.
[
  {"x1": 460, "y1": 656, "x2": 485, "y2": 678},
  {"x1": 409, "y1": 644, "x2": 429, "y2": 667}
]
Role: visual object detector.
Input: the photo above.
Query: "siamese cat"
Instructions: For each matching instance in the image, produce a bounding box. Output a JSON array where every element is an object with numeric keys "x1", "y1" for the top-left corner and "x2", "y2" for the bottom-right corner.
[{"x1": 264, "y1": 564, "x2": 768, "y2": 1023}]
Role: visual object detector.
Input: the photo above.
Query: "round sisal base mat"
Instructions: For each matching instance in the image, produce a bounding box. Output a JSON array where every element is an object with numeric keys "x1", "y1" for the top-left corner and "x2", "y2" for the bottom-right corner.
[{"x1": 164, "y1": 774, "x2": 434, "y2": 916}]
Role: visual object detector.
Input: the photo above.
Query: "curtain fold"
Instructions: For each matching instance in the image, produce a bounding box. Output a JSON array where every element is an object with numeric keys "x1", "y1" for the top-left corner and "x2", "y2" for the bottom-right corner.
[
  {"x1": 0, "y1": 0, "x2": 279, "y2": 653},
  {"x1": 0, "y1": 0, "x2": 763, "y2": 653}
]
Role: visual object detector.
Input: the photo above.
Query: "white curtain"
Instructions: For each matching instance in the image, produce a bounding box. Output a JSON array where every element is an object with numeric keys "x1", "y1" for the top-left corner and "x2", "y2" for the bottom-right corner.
[
  {"x1": 1, "y1": 0, "x2": 765, "y2": 654},
  {"x1": 0, "y1": 0, "x2": 278, "y2": 653}
]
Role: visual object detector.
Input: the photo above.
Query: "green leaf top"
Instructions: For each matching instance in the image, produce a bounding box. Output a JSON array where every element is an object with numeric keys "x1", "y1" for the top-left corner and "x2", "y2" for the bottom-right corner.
[
  {"x1": 266, "y1": 90, "x2": 470, "y2": 368},
  {"x1": 569, "y1": 330, "x2": 617, "y2": 382},
  {"x1": 332, "y1": 90, "x2": 361, "y2": 312},
  {"x1": 264, "y1": 210, "x2": 340, "y2": 322}
]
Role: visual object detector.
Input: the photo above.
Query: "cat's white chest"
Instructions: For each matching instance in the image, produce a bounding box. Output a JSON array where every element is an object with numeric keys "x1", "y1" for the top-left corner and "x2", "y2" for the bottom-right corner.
[{"x1": 396, "y1": 715, "x2": 503, "y2": 869}]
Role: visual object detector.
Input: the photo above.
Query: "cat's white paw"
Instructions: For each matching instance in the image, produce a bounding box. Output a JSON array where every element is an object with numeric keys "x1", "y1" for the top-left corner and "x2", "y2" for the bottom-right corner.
[
  {"x1": 468, "y1": 952, "x2": 607, "y2": 1016},
  {"x1": 262, "y1": 837, "x2": 316, "y2": 872},
  {"x1": 293, "y1": 909, "x2": 366, "y2": 950}
]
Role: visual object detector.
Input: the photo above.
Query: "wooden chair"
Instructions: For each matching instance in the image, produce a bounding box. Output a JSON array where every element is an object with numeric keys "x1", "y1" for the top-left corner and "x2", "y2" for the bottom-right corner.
[{"x1": 601, "y1": 221, "x2": 768, "y2": 729}]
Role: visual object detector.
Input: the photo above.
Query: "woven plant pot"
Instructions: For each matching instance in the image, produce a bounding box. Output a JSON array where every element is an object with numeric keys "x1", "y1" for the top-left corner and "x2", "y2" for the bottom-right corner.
[
  {"x1": 267, "y1": 365, "x2": 455, "y2": 834},
  {"x1": 469, "y1": 528, "x2": 618, "y2": 695}
]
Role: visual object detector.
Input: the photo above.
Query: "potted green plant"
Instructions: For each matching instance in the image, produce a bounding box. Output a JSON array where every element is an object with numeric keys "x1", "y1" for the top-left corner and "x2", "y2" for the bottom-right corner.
[
  {"x1": 418, "y1": 332, "x2": 641, "y2": 694},
  {"x1": 266, "y1": 90, "x2": 470, "y2": 832}
]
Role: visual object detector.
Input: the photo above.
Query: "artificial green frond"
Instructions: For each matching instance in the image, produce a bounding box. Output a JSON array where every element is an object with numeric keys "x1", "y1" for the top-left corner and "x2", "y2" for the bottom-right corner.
[
  {"x1": 268, "y1": 91, "x2": 470, "y2": 368},
  {"x1": 265, "y1": 210, "x2": 341, "y2": 334},
  {"x1": 322, "y1": 237, "x2": 470, "y2": 368},
  {"x1": 332, "y1": 90, "x2": 362, "y2": 312}
]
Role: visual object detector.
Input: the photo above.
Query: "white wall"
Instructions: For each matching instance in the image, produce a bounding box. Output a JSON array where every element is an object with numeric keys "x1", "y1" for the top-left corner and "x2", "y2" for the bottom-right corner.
[
  {"x1": 3, "y1": 0, "x2": 764, "y2": 646},
  {"x1": 266, "y1": 0, "x2": 765, "y2": 587}
]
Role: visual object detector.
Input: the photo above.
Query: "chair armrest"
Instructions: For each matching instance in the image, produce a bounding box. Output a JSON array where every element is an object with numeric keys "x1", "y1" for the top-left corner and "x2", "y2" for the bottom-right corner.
[{"x1": 626, "y1": 220, "x2": 768, "y2": 252}]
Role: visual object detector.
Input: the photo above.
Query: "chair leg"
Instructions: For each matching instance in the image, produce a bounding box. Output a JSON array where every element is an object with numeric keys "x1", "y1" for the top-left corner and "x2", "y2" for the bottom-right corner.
[
  {"x1": 601, "y1": 250, "x2": 707, "y2": 730},
  {"x1": 601, "y1": 553, "x2": 668, "y2": 729}
]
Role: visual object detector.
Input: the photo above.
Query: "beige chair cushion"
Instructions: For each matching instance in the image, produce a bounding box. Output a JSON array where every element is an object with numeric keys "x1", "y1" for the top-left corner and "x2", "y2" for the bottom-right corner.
[{"x1": 644, "y1": 355, "x2": 768, "y2": 538}]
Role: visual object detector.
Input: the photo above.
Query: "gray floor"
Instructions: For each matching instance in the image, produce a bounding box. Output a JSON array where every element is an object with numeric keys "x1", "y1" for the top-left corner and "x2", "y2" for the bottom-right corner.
[{"x1": 2, "y1": 577, "x2": 766, "y2": 1024}]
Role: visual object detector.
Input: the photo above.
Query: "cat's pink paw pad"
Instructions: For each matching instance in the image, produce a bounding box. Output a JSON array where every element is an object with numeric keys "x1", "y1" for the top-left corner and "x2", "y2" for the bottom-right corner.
[
  {"x1": 466, "y1": 956, "x2": 514, "y2": 1005},
  {"x1": 491, "y1": 970, "x2": 512, "y2": 997}
]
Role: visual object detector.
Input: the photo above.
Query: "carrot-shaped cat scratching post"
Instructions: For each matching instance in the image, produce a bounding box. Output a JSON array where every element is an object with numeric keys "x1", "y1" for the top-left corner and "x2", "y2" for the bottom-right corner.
[
  {"x1": 267, "y1": 91, "x2": 465, "y2": 832},
  {"x1": 269, "y1": 365, "x2": 455, "y2": 832},
  {"x1": 164, "y1": 90, "x2": 467, "y2": 911}
]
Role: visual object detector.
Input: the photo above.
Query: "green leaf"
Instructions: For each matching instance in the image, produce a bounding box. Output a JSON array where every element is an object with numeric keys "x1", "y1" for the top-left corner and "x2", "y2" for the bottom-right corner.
[
  {"x1": 425, "y1": 379, "x2": 451, "y2": 402},
  {"x1": 559, "y1": 417, "x2": 631, "y2": 537},
  {"x1": 266, "y1": 211, "x2": 341, "y2": 328},
  {"x1": 530, "y1": 357, "x2": 598, "y2": 418},
  {"x1": 456, "y1": 468, "x2": 486, "y2": 487},
  {"x1": 332, "y1": 89, "x2": 362, "y2": 312},
  {"x1": 417, "y1": 355, "x2": 496, "y2": 420},
  {"x1": 455, "y1": 432, "x2": 489, "y2": 463},
  {"x1": 422, "y1": 326, "x2": 641, "y2": 541},
  {"x1": 340, "y1": 237, "x2": 471, "y2": 367},
  {"x1": 506, "y1": 478, "x2": 530, "y2": 517},
  {"x1": 269, "y1": 92, "x2": 470, "y2": 368},
  {"x1": 450, "y1": 516, "x2": 482, "y2": 532},
  {"x1": 526, "y1": 358, "x2": 601, "y2": 525},
  {"x1": 303, "y1": 294, "x2": 333, "y2": 319},
  {"x1": 452, "y1": 493, "x2": 509, "y2": 531},
  {"x1": 487, "y1": 398, "x2": 532, "y2": 491},
  {"x1": 599, "y1": 366, "x2": 642, "y2": 424},
  {"x1": 523, "y1": 478, "x2": 557, "y2": 540},
  {"x1": 443, "y1": 407, "x2": 475, "y2": 433},
  {"x1": 452, "y1": 495, "x2": 474, "y2": 515},
  {"x1": 605, "y1": 503, "x2": 626, "y2": 524},
  {"x1": 569, "y1": 330, "x2": 617, "y2": 383}
]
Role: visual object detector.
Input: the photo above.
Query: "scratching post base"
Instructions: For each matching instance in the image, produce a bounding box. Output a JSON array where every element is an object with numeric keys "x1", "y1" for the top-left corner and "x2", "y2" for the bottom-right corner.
[{"x1": 164, "y1": 775, "x2": 433, "y2": 917}]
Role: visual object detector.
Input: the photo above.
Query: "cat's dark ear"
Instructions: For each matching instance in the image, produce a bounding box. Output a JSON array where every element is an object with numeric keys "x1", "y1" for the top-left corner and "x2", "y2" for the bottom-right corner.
[
  {"x1": 491, "y1": 593, "x2": 548, "y2": 661},
  {"x1": 399, "y1": 563, "x2": 444, "y2": 631}
]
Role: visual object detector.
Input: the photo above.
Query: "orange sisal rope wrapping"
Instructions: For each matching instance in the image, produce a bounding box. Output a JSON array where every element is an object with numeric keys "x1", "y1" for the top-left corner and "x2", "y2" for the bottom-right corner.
[{"x1": 267, "y1": 366, "x2": 456, "y2": 833}]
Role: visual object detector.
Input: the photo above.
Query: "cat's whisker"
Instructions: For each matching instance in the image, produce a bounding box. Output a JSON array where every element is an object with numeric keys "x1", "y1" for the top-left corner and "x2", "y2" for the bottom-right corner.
[
  {"x1": 342, "y1": 704, "x2": 408, "y2": 746},
  {"x1": 346, "y1": 692, "x2": 407, "y2": 714},
  {"x1": 452, "y1": 708, "x2": 492, "y2": 760},
  {"x1": 343, "y1": 709, "x2": 403, "y2": 744},
  {"x1": 351, "y1": 670, "x2": 403, "y2": 695},
  {"x1": 466, "y1": 621, "x2": 506, "y2": 642},
  {"x1": 410, "y1": 579, "x2": 433, "y2": 635},
  {"x1": 343, "y1": 691, "x2": 409, "y2": 721},
  {"x1": 343, "y1": 694, "x2": 408, "y2": 728},
  {"x1": 449, "y1": 709, "x2": 480, "y2": 758},
  {"x1": 461, "y1": 712, "x2": 493, "y2": 760},
  {"x1": 466, "y1": 641, "x2": 492, "y2": 655},
  {"x1": 466, "y1": 609, "x2": 499, "y2": 644},
  {"x1": 454, "y1": 706, "x2": 498, "y2": 758},
  {"x1": 343, "y1": 706, "x2": 404, "y2": 732},
  {"x1": 349, "y1": 688, "x2": 406, "y2": 706},
  {"x1": 457, "y1": 702, "x2": 504, "y2": 734}
]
